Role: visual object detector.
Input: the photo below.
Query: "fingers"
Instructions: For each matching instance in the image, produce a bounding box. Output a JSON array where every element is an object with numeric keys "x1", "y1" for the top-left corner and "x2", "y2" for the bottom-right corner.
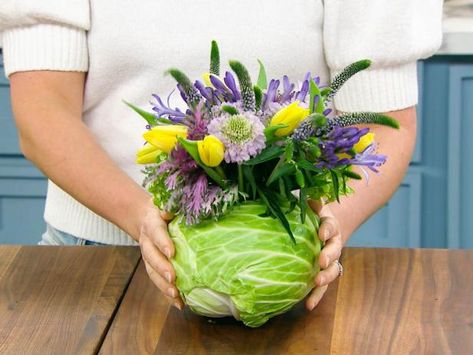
[
  {"x1": 316, "y1": 259, "x2": 342, "y2": 287},
  {"x1": 306, "y1": 285, "x2": 328, "y2": 311},
  {"x1": 140, "y1": 236, "x2": 175, "y2": 283},
  {"x1": 141, "y1": 208, "x2": 175, "y2": 259},
  {"x1": 318, "y1": 233, "x2": 343, "y2": 269},
  {"x1": 144, "y1": 259, "x2": 184, "y2": 310},
  {"x1": 318, "y1": 216, "x2": 339, "y2": 242}
]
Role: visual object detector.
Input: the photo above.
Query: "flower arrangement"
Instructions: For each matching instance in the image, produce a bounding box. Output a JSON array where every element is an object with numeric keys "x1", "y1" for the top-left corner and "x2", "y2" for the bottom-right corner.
[{"x1": 127, "y1": 41, "x2": 398, "y2": 327}]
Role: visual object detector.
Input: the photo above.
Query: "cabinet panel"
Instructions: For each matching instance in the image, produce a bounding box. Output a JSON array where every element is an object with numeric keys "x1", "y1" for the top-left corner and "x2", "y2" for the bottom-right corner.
[
  {"x1": 448, "y1": 65, "x2": 473, "y2": 248},
  {"x1": 0, "y1": 51, "x2": 21, "y2": 155},
  {"x1": 348, "y1": 170, "x2": 421, "y2": 248}
]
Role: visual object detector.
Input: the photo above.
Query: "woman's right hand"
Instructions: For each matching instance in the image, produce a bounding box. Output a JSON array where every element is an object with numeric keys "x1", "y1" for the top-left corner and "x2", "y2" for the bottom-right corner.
[{"x1": 138, "y1": 199, "x2": 184, "y2": 310}]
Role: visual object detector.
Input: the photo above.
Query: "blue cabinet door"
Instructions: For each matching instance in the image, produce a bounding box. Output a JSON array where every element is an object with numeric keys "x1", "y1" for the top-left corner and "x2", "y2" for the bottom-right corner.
[{"x1": 0, "y1": 52, "x2": 47, "y2": 244}]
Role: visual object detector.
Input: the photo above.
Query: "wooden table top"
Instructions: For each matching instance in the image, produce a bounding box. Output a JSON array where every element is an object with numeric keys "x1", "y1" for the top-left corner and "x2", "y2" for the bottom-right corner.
[{"x1": 1, "y1": 247, "x2": 472, "y2": 354}]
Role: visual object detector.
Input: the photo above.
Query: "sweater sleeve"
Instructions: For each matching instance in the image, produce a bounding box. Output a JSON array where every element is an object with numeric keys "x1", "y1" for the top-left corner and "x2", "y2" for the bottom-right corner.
[
  {"x1": 323, "y1": 0, "x2": 443, "y2": 112},
  {"x1": 0, "y1": 0, "x2": 90, "y2": 77}
]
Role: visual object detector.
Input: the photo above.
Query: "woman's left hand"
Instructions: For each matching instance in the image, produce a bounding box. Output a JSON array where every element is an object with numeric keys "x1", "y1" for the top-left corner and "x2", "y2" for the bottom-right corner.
[{"x1": 306, "y1": 200, "x2": 344, "y2": 311}]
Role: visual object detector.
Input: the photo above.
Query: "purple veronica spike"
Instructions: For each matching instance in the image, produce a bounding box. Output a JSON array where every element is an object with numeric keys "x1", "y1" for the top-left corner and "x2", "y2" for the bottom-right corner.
[
  {"x1": 313, "y1": 76, "x2": 321, "y2": 85},
  {"x1": 151, "y1": 93, "x2": 187, "y2": 123},
  {"x1": 224, "y1": 71, "x2": 241, "y2": 101}
]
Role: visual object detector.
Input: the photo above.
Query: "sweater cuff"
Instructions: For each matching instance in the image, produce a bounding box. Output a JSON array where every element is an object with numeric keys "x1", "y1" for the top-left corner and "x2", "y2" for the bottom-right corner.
[
  {"x1": 331, "y1": 62, "x2": 418, "y2": 113},
  {"x1": 2, "y1": 23, "x2": 88, "y2": 78}
]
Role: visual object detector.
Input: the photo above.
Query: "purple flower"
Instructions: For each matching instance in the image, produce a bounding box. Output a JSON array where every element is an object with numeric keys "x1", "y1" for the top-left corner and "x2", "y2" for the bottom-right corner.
[
  {"x1": 151, "y1": 92, "x2": 187, "y2": 123},
  {"x1": 317, "y1": 126, "x2": 369, "y2": 169},
  {"x1": 208, "y1": 112, "x2": 266, "y2": 163}
]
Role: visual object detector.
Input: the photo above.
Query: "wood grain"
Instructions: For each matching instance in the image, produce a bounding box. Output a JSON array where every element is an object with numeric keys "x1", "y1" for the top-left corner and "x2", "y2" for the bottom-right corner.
[
  {"x1": 102, "y1": 259, "x2": 339, "y2": 355},
  {"x1": 99, "y1": 261, "x2": 171, "y2": 354},
  {"x1": 330, "y1": 248, "x2": 473, "y2": 354},
  {"x1": 0, "y1": 246, "x2": 140, "y2": 355},
  {"x1": 101, "y1": 248, "x2": 473, "y2": 355}
]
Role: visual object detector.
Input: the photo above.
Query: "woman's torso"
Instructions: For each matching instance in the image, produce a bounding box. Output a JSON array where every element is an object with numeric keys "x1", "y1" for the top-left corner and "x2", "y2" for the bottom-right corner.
[{"x1": 83, "y1": 0, "x2": 328, "y2": 182}]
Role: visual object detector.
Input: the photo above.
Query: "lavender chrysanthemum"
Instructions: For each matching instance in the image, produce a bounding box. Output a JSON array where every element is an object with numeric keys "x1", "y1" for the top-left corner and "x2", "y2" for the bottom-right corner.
[{"x1": 208, "y1": 112, "x2": 266, "y2": 163}]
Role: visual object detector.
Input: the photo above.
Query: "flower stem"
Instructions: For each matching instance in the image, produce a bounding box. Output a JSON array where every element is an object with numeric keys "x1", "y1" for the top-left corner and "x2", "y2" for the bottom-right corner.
[{"x1": 238, "y1": 164, "x2": 245, "y2": 193}]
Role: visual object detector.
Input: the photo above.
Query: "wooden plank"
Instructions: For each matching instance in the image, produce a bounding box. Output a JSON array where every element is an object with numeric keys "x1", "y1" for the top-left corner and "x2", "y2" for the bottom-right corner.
[
  {"x1": 101, "y1": 260, "x2": 339, "y2": 355},
  {"x1": 330, "y1": 248, "x2": 473, "y2": 354},
  {"x1": 101, "y1": 248, "x2": 473, "y2": 354},
  {"x1": 0, "y1": 246, "x2": 141, "y2": 355},
  {"x1": 99, "y1": 261, "x2": 173, "y2": 354}
]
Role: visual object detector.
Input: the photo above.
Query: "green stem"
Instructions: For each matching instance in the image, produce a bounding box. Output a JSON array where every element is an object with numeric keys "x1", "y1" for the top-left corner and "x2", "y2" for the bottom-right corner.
[{"x1": 238, "y1": 164, "x2": 244, "y2": 193}]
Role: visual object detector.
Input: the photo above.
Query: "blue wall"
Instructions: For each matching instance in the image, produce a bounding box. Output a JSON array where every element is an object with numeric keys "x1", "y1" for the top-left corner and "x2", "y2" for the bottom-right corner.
[{"x1": 1, "y1": 53, "x2": 472, "y2": 247}]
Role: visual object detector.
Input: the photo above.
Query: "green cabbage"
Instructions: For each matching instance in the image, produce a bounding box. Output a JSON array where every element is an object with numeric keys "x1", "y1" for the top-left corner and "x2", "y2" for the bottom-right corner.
[{"x1": 169, "y1": 201, "x2": 321, "y2": 327}]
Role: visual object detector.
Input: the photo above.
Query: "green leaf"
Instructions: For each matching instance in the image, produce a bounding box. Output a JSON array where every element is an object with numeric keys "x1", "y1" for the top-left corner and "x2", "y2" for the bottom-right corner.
[
  {"x1": 328, "y1": 59, "x2": 371, "y2": 99},
  {"x1": 244, "y1": 145, "x2": 284, "y2": 165},
  {"x1": 210, "y1": 40, "x2": 220, "y2": 76},
  {"x1": 257, "y1": 187, "x2": 295, "y2": 243},
  {"x1": 254, "y1": 85, "x2": 263, "y2": 111},
  {"x1": 242, "y1": 165, "x2": 257, "y2": 199},
  {"x1": 299, "y1": 187, "x2": 308, "y2": 223},
  {"x1": 295, "y1": 169, "x2": 305, "y2": 188},
  {"x1": 177, "y1": 137, "x2": 226, "y2": 188},
  {"x1": 330, "y1": 170, "x2": 340, "y2": 203},
  {"x1": 229, "y1": 60, "x2": 255, "y2": 112},
  {"x1": 264, "y1": 124, "x2": 287, "y2": 143},
  {"x1": 334, "y1": 112, "x2": 399, "y2": 129},
  {"x1": 221, "y1": 105, "x2": 239, "y2": 115},
  {"x1": 308, "y1": 78, "x2": 320, "y2": 114},
  {"x1": 297, "y1": 159, "x2": 322, "y2": 173},
  {"x1": 256, "y1": 59, "x2": 268, "y2": 90},
  {"x1": 343, "y1": 170, "x2": 362, "y2": 180},
  {"x1": 284, "y1": 140, "x2": 294, "y2": 161},
  {"x1": 123, "y1": 100, "x2": 158, "y2": 126},
  {"x1": 267, "y1": 163, "x2": 296, "y2": 186}
]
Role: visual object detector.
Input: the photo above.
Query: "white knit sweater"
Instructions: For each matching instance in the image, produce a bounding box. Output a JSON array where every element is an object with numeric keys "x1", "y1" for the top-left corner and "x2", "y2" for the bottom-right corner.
[{"x1": 0, "y1": 0, "x2": 443, "y2": 245}]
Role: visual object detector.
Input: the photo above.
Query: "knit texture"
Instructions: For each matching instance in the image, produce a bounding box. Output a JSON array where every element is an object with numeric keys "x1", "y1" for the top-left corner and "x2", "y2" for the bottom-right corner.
[{"x1": 0, "y1": 0, "x2": 443, "y2": 244}]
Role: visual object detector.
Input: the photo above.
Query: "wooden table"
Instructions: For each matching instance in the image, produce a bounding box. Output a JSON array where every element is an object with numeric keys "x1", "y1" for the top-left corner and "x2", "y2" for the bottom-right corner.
[{"x1": 1, "y1": 247, "x2": 472, "y2": 354}]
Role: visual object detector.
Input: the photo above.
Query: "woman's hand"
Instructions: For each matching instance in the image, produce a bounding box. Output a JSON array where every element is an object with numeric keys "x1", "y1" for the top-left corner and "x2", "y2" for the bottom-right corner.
[
  {"x1": 138, "y1": 199, "x2": 184, "y2": 310},
  {"x1": 305, "y1": 200, "x2": 344, "y2": 311}
]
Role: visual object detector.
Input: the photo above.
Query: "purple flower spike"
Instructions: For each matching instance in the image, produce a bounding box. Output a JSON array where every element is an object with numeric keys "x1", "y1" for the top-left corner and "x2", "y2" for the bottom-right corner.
[
  {"x1": 313, "y1": 76, "x2": 321, "y2": 85},
  {"x1": 295, "y1": 79, "x2": 310, "y2": 102},
  {"x1": 323, "y1": 108, "x2": 333, "y2": 116},
  {"x1": 262, "y1": 79, "x2": 280, "y2": 111},
  {"x1": 151, "y1": 93, "x2": 187, "y2": 123},
  {"x1": 210, "y1": 75, "x2": 231, "y2": 94},
  {"x1": 224, "y1": 71, "x2": 241, "y2": 101},
  {"x1": 176, "y1": 84, "x2": 188, "y2": 103},
  {"x1": 280, "y1": 75, "x2": 295, "y2": 103},
  {"x1": 194, "y1": 80, "x2": 213, "y2": 101}
]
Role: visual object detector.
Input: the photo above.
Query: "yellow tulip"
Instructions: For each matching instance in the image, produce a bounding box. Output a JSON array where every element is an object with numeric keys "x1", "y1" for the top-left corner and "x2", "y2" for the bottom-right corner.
[
  {"x1": 136, "y1": 143, "x2": 161, "y2": 164},
  {"x1": 197, "y1": 135, "x2": 225, "y2": 167},
  {"x1": 270, "y1": 101, "x2": 310, "y2": 136},
  {"x1": 143, "y1": 125, "x2": 188, "y2": 153},
  {"x1": 202, "y1": 72, "x2": 214, "y2": 88},
  {"x1": 354, "y1": 132, "x2": 375, "y2": 153}
]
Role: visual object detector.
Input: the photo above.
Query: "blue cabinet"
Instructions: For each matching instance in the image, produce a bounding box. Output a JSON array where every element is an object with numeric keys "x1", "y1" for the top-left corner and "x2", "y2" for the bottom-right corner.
[
  {"x1": 1, "y1": 52, "x2": 473, "y2": 247},
  {"x1": 0, "y1": 52, "x2": 47, "y2": 244}
]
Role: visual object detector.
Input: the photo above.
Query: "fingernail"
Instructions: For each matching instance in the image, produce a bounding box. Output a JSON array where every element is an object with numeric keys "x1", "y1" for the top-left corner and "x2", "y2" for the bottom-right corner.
[
  {"x1": 308, "y1": 302, "x2": 315, "y2": 311},
  {"x1": 174, "y1": 302, "x2": 183, "y2": 310},
  {"x1": 168, "y1": 287, "x2": 177, "y2": 298},
  {"x1": 163, "y1": 247, "x2": 172, "y2": 259},
  {"x1": 165, "y1": 271, "x2": 172, "y2": 283}
]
